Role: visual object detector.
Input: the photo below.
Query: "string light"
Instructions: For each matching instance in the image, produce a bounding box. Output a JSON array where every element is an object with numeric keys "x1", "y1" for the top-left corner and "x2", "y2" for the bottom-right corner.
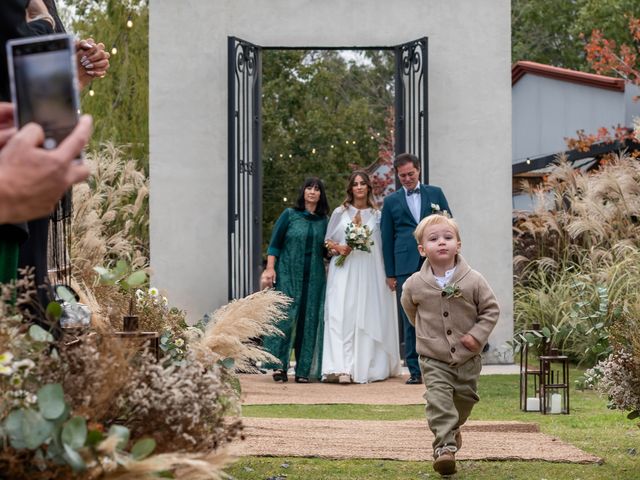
[
  {"x1": 111, "y1": 45, "x2": 118, "y2": 55},
  {"x1": 283, "y1": 197, "x2": 288, "y2": 202},
  {"x1": 311, "y1": 148, "x2": 316, "y2": 154},
  {"x1": 126, "y1": 16, "x2": 133, "y2": 28},
  {"x1": 88, "y1": 88, "x2": 95, "y2": 97}
]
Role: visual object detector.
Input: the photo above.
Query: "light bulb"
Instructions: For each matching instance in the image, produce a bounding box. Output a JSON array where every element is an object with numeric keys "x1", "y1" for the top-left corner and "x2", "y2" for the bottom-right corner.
[
  {"x1": 127, "y1": 19, "x2": 133, "y2": 28},
  {"x1": 111, "y1": 46, "x2": 118, "y2": 55},
  {"x1": 89, "y1": 89, "x2": 95, "y2": 97},
  {"x1": 312, "y1": 148, "x2": 316, "y2": 154}
]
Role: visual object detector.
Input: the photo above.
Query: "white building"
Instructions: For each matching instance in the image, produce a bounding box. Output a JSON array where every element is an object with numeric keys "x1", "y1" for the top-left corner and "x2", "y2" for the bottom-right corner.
[
  {"x1": 512, "y1": 60, "x2": 640, "y2": 211},
  {"x1": 149, "y1": 0, "x2": 513, "y2": 363}
]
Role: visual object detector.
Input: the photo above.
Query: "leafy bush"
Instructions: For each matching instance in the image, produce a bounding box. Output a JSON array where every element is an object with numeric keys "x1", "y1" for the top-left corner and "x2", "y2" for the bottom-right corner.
[{"x1": 513, "y1": 154, "x2": 640, "y2": 368}]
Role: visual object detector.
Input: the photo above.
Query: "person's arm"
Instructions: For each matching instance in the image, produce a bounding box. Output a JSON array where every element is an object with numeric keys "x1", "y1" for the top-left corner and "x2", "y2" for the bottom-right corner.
[
  {"x1": 436, "y1": 187, "x2": 452, "y2": 217},
  {"x1": 262, "y1": 209, "x2": 291, "y2": 286},
  {"x1": 380, "y1": 198, "x2": 397, "y2": 290},
  {"x1": 462, "y1": 274, "x2": 500, "y2": 352},
  {"x1": 0, "y1": 109, "x2": 92, "y2": 223},
  {"x1": 400, "y1": 278, "x2": 417, "y2": 326}
]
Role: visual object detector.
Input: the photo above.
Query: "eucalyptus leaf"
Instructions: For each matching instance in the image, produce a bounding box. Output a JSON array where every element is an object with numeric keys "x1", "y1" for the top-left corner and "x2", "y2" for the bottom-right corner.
[
  {"x1": 56, "y1": 285, "x2": 77, "y2": 304},
  {"x1": 126, "y1": 270, "x2": 147, "y2": 288},
  {"x1": 86, "y1": 429, "x2": 105, "y2": 447},
  {"x1": 37, "y1": 383, "x2": 66, "y2": 420},
  {"x1": 108, "y1": 424, "x2": 130, "y2": 450},
  {"x1": 220, "y1": 357, "x2": 235, "y2": 369},
  {"x1": 29, "y1": 324, "x2": 54, "y2": 343},
  {"x1": 541, "y1": 326, "x2": 551, "y2": 338},
  {"x1": 4, "y1": 409, "x2": 27, "y2": 449},
  {"x1": 46, "y1": 301, "x2": 63, "y2": 320},
  {"x1": 114, "y1": 259, "x2": 128, "y2": 276},
  {"x1": 63, "y1": 443, "x2": 86, "y2": 472},
  {"x1": 131, "y1": 437, "x2": 156, "y2": 460},
  {"x1": 22, "y1": 409, "x2": 54, "y2": 450},
  {"x1": 61, "y1": 417, "x2": 87, "y2": 449}
]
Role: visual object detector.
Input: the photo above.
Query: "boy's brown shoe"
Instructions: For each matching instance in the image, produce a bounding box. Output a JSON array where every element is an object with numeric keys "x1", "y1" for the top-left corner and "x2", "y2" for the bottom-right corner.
[
  {"x1": 455, "y1": 430, "x2": 462, "y2": 451},
  {"x1": 433, "y1": 449, "x2": 457, "y2": 476}
]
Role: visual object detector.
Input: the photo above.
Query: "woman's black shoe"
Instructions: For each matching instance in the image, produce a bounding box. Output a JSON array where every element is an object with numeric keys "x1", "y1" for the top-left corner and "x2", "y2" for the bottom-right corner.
[
  {"x1": 295, "y1": 376, "x2": 309, "y2": 383},
  {"x1": 272, "y1": 369, "x2": 288, "y2": 382}
]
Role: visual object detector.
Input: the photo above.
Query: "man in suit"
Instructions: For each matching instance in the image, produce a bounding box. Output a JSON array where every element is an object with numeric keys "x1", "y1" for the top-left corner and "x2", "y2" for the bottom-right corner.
[{"x1": 381, "y1": 153, "x2": 451, "y2": 384}]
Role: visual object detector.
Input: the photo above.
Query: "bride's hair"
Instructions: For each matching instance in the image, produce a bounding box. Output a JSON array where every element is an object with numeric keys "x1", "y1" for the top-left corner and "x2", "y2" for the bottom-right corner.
[{"x1": 343, "y1": 170, "x2": 376, "y2": 209}]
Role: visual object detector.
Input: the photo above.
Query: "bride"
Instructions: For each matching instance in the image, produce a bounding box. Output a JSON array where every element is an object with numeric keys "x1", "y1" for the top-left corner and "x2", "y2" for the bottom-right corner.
[{"x1": 322, "y1": 170, "x2": 401, "y2": 383}]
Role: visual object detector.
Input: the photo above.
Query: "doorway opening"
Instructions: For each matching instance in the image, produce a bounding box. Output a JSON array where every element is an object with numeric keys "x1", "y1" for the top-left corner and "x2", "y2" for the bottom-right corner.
[{"x1": 228, "y1": 38, "x2": 427, "y2": 300}]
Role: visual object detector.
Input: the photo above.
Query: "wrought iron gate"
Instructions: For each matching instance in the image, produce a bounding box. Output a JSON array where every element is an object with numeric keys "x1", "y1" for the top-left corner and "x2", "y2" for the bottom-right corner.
[
  {"x1": 228, "y1": 37, "x2": 262, "y2": 300},
  {"x1": 394, "y1": 37, "x2": 429, "y2": 182}
]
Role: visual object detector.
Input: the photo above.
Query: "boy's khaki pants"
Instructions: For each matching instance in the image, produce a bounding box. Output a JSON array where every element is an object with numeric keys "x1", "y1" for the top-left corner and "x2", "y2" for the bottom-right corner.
[{"x1": 419, "y1": 355, "x2": 482, "y2": 453}]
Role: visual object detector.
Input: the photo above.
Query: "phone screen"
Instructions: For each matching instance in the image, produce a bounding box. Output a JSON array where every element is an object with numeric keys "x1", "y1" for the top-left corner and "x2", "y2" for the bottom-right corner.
[{"x1": 8, "y1": 34, "x2": 79, "y2": 150}]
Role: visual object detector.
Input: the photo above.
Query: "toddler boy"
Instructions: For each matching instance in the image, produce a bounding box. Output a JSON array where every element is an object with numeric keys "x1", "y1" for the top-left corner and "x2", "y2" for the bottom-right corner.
[{"x1": 401, "y1": 214, "x2": 499, "y2": 476}]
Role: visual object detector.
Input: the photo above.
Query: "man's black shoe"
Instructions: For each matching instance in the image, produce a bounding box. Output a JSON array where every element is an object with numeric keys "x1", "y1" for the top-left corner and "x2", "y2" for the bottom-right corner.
[{"x1": 405, "y1": 375, "x2": 422, "y2": 385}]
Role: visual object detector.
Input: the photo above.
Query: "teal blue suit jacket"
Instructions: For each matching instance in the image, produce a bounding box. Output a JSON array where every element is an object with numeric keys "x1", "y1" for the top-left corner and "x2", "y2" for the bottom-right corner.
[{"x1": 380, "y1": 184, "x2": 451, "y2": 278}]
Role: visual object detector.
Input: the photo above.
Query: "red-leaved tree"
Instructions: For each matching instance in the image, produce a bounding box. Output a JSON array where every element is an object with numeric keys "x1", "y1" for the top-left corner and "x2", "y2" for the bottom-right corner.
[{"x1": 565, "y1": 16, "x2": 640, "y2": 152}]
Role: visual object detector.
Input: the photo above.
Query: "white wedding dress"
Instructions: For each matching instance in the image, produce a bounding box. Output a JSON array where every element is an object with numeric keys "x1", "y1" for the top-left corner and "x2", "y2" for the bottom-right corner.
[{"x1": 322, "y1": 205, "x2": 401, "y2": 383}]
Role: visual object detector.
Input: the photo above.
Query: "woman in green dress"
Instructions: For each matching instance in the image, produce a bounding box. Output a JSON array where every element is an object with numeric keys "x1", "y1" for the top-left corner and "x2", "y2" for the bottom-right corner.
[{"x1": 261, "y1": 177, "x2": 330, "y2": 383}]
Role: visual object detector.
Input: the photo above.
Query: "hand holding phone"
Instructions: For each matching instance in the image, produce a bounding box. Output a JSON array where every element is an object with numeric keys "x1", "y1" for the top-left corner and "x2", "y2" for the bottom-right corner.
[{"x1": 7, "y1": 33, "x2": 81, "y2": 152}]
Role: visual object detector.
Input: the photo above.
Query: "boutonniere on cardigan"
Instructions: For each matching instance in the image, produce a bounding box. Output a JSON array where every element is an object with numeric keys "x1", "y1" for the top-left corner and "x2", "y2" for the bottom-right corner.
[{"x1": 442, "y1": 283, "x2": 462, "y2": 299}]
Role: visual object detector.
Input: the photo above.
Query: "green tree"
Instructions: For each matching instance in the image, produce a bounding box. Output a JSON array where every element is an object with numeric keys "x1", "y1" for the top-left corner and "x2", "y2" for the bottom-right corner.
[
  {"x1": 262, "y1": 49, "x2": 394, "y2": 248},
  {"x1": 61, "y1": 0, "x2": 149, "y2": 164},
  {"x1": 512, "y1": 0, "x2": 640, "y2": 70}
]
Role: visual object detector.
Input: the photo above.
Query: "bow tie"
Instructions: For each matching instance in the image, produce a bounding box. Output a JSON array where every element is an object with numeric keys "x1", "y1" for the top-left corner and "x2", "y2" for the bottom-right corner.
[{"x1": 407, "y1": 188, "x2": 420, "y2": 196}]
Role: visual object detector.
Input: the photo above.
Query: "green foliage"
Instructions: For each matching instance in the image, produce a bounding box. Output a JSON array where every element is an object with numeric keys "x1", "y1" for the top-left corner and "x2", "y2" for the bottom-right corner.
[
  {"x1": 262, "y1": 50, "x2": 394, "y2": 249},
  {"x1": 94, "y1": 258, "x2": 148, "y2": 316},
  {"x1": 62, "y1": 0, "x2": 149, "y2": 165},
  {"x1": 512, "y1": 0, "x2": 640, "y2": 70}
]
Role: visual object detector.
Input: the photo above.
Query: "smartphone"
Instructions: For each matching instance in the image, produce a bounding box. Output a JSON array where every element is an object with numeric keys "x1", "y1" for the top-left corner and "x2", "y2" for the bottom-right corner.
[{"x1": 7, "y1": 33, "x2": 80, "y2": 151}]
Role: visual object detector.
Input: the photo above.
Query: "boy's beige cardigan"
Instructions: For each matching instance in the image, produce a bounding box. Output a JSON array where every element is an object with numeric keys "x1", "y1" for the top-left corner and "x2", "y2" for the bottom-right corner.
[{"x1": 401, "y1": 254, "x2": 500, "y2": 366}]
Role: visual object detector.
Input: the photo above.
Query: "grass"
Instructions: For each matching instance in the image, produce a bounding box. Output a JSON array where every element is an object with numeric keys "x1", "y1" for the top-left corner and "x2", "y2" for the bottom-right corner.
[{"x1": 226, "y1": 371, "x2": 640, "y2": 479}]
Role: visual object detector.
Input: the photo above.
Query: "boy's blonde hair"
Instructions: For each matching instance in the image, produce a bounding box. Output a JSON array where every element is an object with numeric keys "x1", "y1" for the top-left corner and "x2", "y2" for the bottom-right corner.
[{"x1": 414, "y1": 214, "x2": 461, "y2": 243}]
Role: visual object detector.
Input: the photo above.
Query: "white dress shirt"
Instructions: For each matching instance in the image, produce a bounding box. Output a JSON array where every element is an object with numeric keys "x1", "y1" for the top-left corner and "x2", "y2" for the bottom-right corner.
[{"x1": 403, "y1": 183, "x2": 421, "y2": 223}]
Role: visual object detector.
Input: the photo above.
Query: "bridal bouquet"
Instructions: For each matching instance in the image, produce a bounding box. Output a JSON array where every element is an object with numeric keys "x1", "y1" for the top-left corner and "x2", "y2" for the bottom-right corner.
[{"x1": 335, "y1": 221, "x2": 374, "y2": 267}]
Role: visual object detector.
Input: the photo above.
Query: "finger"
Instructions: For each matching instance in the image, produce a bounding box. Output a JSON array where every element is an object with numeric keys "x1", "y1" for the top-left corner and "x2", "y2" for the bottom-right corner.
[
  {"x1": 79, "y1": 38, "x2": 95, "y2": 50},
  {"x1": 0, "y1": 103, "x2": 14, "y2": 126},
  {"x1": 0, "y1": 127, "x2": 17, "y2": 148},
  {"x1": 13, "y1": 122, "x2": 45, "y2": 147},
  {"x1": 54, "y1": 115, "x2": 93, "y2": 163},
  {"x1": 66, "y1": 162, "x2": 91, "y2": 184},
  {"x1": 86, "y1": 59, "x2": 109, "y2": 70}
]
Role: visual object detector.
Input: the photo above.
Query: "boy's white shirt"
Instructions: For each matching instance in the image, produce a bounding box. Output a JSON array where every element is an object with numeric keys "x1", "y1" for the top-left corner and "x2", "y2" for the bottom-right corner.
[{"x1": 433, "y1": 266, "x2": 456, "y2": 288}]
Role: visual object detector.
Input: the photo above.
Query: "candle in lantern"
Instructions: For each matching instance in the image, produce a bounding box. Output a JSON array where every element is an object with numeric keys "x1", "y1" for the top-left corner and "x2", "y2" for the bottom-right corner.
[
  {"x1": 526, "y1": 397, "x2": 540, "y2": 411},
  {"x1": 550, "y1": 393, "x2": 562, "y2": 413}
]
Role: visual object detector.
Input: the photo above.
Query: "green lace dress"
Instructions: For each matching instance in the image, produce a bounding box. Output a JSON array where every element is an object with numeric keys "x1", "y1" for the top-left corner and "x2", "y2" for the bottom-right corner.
[{"x1": 262, "y1": 208, "x2": 328, "y2": 380}]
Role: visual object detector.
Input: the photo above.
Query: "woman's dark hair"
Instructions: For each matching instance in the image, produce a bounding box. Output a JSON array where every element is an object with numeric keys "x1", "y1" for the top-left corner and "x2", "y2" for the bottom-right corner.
[
  {"x1": 294, "y1": 177, "x2": 329, "y2": 217},
  {"x1": 343, "y1": 170, "x2": 376, "y2": 209}
]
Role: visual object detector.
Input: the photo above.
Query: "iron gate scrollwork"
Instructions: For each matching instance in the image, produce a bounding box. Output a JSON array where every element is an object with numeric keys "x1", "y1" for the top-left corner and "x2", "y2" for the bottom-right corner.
[
  {"x1": 394, "y1": 38, "x2": 428, "y2": 183},
  {"x1": 228, "y1": 37, "x2": 262, "y2": 300}
]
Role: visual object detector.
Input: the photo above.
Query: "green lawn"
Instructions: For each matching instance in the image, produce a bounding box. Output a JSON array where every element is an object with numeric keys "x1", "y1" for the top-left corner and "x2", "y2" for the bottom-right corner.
[{"x1": 226, "y1": 373, "x2": 640, "y2": 479}]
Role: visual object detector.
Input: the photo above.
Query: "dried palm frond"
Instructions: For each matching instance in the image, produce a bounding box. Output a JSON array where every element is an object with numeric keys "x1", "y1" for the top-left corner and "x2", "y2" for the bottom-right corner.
[
  {"x1": 193, "y1": 289, "x2": 290, "y2": 372},
  {"x1": 103, "y1": 448, "x2": 235, "y2": 480}
]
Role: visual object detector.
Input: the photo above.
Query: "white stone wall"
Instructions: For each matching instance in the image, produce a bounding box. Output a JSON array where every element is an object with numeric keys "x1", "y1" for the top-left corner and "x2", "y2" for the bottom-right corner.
[{"x1": 150, "y1": 0, "x2": 513, "y2": 362}]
